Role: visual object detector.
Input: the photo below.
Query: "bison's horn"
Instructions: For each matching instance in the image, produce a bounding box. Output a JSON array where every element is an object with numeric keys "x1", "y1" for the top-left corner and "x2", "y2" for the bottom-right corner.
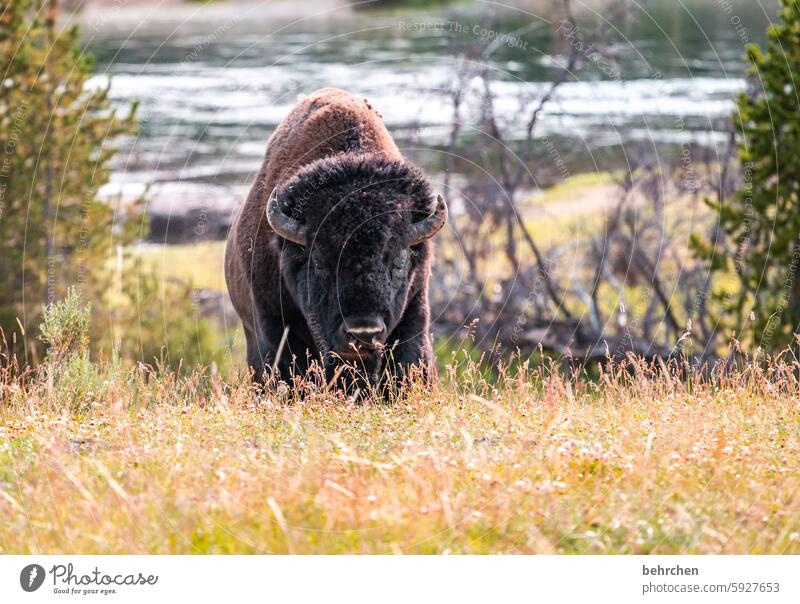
[
  {"x1": 408, "y1": 194, "x2": 448, "y2": 246},
  {"x1": 266, "y1": 187, "x2": 308, "y2": 246}
]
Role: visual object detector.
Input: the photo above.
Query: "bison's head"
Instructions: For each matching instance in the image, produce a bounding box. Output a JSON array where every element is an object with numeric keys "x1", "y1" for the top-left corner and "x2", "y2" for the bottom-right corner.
[{"x1": 266, "y1": 154, "x2": 447, "y2": 378}]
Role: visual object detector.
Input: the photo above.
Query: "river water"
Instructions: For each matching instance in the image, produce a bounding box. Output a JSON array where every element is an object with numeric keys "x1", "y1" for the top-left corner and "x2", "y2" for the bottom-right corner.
[{"x1": 85, "y1": 0, "x2": 775, "y2": 219}]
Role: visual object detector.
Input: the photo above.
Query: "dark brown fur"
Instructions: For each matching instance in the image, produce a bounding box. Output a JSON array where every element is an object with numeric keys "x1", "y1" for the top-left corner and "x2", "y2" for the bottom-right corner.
[{"x1": 225, "y1": 88, "x2": 439, "y2": 386}]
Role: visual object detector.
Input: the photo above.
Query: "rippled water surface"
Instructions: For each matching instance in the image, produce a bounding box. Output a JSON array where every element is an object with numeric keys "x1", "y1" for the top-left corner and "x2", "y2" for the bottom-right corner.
[{"x1": 87, "y1": 1, "x2": 775, "y2": 208}]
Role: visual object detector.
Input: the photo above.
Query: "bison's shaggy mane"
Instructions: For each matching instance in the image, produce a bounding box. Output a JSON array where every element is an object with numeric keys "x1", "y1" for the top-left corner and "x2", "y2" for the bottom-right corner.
[{"x1": 277, "y1": 153, "x2": 434, "y2": 220}]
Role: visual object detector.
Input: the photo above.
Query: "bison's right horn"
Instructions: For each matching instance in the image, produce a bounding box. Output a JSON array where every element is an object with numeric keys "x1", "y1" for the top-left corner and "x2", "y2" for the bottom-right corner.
[
  {"x1": 266, "y1": 187, "x2": 308, "y2": 246},
  {"x1": 407, "y1": 194, "x2": 448, "y2": 246}
]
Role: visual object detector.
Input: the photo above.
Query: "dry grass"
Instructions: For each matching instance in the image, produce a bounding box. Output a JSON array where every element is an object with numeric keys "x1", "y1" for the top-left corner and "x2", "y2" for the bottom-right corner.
[
  {"x1": 133, "y1": 241, "x2": 227, "y2": 292},
  {"x1": 1, "y1": 353, "x2": 799, "y2": 555}
]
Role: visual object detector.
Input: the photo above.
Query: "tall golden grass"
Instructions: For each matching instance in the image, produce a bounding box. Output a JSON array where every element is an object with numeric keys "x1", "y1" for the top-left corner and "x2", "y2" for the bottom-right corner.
[{"x1": 1, "y1": 348, "x2": 798, "y2": 554}]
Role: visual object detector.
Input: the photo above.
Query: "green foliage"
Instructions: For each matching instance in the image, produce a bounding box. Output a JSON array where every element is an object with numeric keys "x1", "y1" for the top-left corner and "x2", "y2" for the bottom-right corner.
[
  {"x1": 0, "y1": 0, "x2": 138, "y2": 360},
  {"x1": 37, "y1": 287, "x2": 98, "y2": 411},
  {"x1": 693, "y1": 0, "x2": 800, "y2": 351},
  {"x1": 39, "y1": 286, "x2": 90, "y2": 364},
  {"x1": 0, "y1": 1, "x2": 222, "y2": 372},
  {"x1": 36, "y1": 284, "x2": 222, "y2": 412}
]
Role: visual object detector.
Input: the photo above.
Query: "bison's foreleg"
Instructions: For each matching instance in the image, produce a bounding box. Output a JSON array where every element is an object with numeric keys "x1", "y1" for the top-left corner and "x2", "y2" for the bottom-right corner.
[
  {"x1": 382, "y1": 291, "x2": 437, "y2": 386},
  {"x1": 244, "y1": 324, "x2": 272, "y2": 383},
  {"x1": 249, "y1": 314, "x2": 313, "y2": 385}
]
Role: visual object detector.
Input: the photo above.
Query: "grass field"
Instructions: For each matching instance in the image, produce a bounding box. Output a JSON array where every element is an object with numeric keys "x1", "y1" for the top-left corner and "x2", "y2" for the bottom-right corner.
[
  {"x1": 2, "y1": 352, "x2": 799, "y2": 554},
  {"x1": 1, "y1": 175, "x2": 779, "y2": 555}
]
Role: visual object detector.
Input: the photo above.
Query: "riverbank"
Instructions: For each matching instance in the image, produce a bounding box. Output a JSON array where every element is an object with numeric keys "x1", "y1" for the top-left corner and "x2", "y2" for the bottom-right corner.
[{"x1": 67, "y1": 0, "x2": 355, "y2": 28}]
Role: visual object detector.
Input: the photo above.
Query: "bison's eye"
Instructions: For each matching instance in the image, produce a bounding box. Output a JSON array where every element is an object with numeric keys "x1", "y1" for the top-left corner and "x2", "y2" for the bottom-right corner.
[{"x1": 311, "y1": 258, "x2": 326, "y2": 275}]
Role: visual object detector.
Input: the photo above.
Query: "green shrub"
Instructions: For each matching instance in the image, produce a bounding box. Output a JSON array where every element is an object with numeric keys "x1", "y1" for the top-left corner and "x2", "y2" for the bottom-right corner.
[
  {"x1": 39, "y1": 287, "x2": 90, "y2": 364},
  {"x1": 0, "y1": 0, "x2": 138, "y2": 361},
  {"x1": 0, "y1": 2, "x2": 224, "y2": 373},
  {"x1": 693, "y1": 0, "x2": 800, "y2": 351}
]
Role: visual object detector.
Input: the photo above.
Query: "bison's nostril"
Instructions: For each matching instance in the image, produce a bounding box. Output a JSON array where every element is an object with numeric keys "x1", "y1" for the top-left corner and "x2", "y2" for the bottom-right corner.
[{"x1": 341, "y1": 315, "x2": 387, "y2": 348}]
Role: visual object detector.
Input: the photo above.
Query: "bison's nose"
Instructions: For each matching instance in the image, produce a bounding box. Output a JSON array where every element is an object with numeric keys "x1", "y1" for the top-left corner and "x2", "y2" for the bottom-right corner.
[{"x1": 341, "y1": 315, "x2": 387, "y2": 350}]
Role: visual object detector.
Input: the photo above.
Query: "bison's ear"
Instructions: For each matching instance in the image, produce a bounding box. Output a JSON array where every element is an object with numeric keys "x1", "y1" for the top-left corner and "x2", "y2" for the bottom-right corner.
[
  {"x1": 408, "y1": 194, "x2": 448, "y2": 246},
  {"x1": 266, "y1": 187, "x2": 308, "y2": 246}
]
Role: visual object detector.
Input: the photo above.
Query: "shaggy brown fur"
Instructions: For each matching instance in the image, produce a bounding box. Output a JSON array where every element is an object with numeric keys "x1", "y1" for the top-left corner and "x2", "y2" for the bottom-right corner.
[
  {"x1": 226, "y1": 89, "x2": 402, "y2": 332},
  {"x1": 225, "y1": 87, "x2": 441, "y2": 386}
]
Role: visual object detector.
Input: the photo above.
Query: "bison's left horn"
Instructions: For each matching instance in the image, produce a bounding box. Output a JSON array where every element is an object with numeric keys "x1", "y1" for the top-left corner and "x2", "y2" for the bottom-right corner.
[
  {"x1": 266, "y1": 187, "x2": 308, "y2": 246},
  {"x1": 408, "y1": 194, "x2": 448, "y2": 246}
]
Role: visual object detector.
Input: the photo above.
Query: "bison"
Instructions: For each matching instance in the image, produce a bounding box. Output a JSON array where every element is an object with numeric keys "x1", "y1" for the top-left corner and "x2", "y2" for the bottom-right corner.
[{"x1": 224, "y1": 87, "x2": 447, "y2": 389}]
